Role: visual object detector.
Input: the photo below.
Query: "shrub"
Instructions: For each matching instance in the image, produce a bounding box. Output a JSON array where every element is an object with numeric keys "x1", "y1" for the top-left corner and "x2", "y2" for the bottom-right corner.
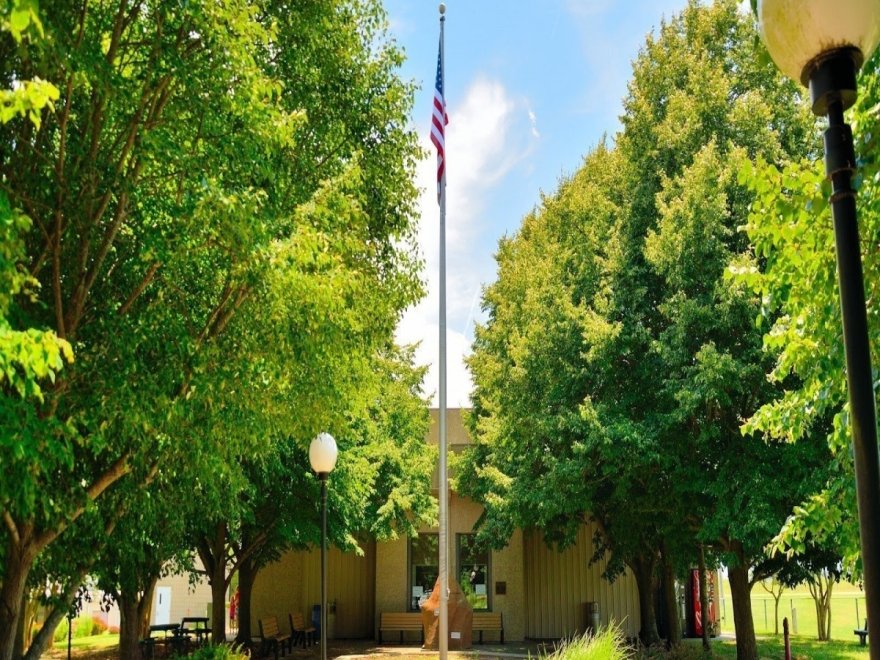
[
  {"x1": 543, "y1": 626, "x2": 631, "y2": 660},
  {"x1": 52, "y1": 621, "x2": 69, "y2": 644},
  {"x1": 90, "y1": 616, "x2": 108, "y2": 634},
  {"x1": 74, "y1": 616, "x2": 96, "y2": 637},
  {"x1": 180, "y1": 643, "x2": 250, "y2": 660}
]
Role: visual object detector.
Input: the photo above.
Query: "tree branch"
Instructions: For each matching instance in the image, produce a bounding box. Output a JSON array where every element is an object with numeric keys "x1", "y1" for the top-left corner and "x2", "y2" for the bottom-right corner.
[
  {"x1": 3, "y1": 511, "x2": 20, "y2": 546},
  {"x1": 33, "y1": 454, "x2": 131, "y2": 550},
  {"x1": 118, "y1": 261, "x2": 161, "y2": 316}
]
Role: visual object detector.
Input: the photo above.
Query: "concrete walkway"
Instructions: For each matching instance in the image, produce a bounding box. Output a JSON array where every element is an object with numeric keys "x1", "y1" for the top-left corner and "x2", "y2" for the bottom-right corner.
[{"x1": 279, "y1": 639, "x2": 556, "y2": 660}]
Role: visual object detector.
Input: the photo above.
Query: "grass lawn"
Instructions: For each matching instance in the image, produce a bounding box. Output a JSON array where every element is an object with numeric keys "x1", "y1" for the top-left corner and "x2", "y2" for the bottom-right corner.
[
  {"x1": 717, "y1": 576, "x2": 869, "y2": 642},
  {"x1": 711, "y1": 636, "x2": 868, "y2": 659},
  {"x1": 52, "y1": 632, "x2": 119, "y2": 652}
]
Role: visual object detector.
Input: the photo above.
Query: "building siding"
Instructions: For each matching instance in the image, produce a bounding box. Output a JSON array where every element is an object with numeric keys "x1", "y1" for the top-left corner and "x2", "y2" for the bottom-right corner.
[
  {"x1": 252, "y1": 543, "x2": 376, "y2": 639},
  {"x1": 152, "y1": 571, "x2": 212, "y2": 625},
  {"x1": 523, "y1": 522, "x2": 640, "y2": 640},
  {"x1": 251, "y1": 409, "x2": 643, "y2": 644}
]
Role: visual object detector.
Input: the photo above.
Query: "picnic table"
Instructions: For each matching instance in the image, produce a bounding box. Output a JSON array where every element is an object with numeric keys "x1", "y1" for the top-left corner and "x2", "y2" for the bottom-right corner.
[
  {"x1": 147, "y1": 623, "x2": 187, "y2": 656},
  {"x1": 149, "y1": 623, "x2": 181, "y2": 637},
  {"x1": 179, "y1": 617, "x2": 212, "y2": 644}
]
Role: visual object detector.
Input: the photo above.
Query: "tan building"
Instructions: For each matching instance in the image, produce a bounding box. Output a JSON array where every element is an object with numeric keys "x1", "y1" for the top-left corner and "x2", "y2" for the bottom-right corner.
[
  {"x1": 151, "y1": 559, "x2": 214, "y2": 626},
  {"x1": 251, "y1": 408, "x2": 642, "y2": 641}
]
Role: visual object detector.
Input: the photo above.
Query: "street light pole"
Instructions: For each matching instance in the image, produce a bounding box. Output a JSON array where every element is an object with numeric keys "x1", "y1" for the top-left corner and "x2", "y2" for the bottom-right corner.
[
  {"x1": 320, "y1": 472, "x2": 329, "y2": 660},
  {"x1": 310, "y1": 432, "x2": 339, "y2": 660},
  {"x1": 758, "y1": 2, "x2": 880, "y2": 655},
  {"x1": 810, "y1": 49, "x2": 880, "y2": 651}
]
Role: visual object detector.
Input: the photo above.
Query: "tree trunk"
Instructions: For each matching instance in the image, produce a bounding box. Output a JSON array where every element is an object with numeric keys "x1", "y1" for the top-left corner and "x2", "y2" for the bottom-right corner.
[
  {"x1": 698, "y1": 545, "x2": 710, "y2": 650},
  {"x1": 119, "y1": 595, "x2": 142, "y2": 660},
  {"x1": 139, "y1": 578, "x2": 158, "y2": 640},
  {"x1": 25, "y1": 557, "x2": 109, "y2": 660},
  {"x1": 0, "y1": 538, "x2": 37, "y2": 660},
  {"x1": 824, "y1": 580, "x2": 833, "y2": 641},
  {"x1": 811, "y1": 576, "x2": 833, "y2": 641},
  {"x1": 728, "y1": 561, "x2": 757, "y2": 660},
  {"x1": 204, "y1": 522, "x2": 229, "y2": 644},
  {"x1": 21, "y1": 593, "x2": 39, "y2": 653},
  {"x1": 236, "y1": 559, "x2": 257, "y2": 645},
  {"x1": 13, "y1": 592, "x2": 26, "y2": 660},
  {"x1": 22, "y1": 596, "x2": 71, "y2": 660},
  {"x1": 773, "y1": 593, "x2": 781, "y2": 636},
  {"x1": 660, "y1": 546, "x2": 680, "y2": 648},
  {"x1": 630, "y1": 554, "x2": 660, "y2": 646}
]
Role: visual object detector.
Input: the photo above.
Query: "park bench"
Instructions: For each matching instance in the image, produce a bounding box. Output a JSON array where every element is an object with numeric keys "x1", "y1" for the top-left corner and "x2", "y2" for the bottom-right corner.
[
  {"x1": 289, "y1": 611, "x2": 317, "y2": 648},
  {"x1": 472, "y1": 611, "x2": 504, "y2": 644},
  {"x1": 855, "y1": 619, "x2": 869, "y2": 646},
  {"x1": 379, "y1": 612, "x2": 424, "y2": 643},
  {"x1": 259, "y1": 615, "x2": 291, "y2": 659}
]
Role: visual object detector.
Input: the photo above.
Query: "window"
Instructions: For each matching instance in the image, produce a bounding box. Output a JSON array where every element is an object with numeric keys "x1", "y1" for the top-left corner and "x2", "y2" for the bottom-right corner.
[
  {"x1": 409, "y1": 534, "x2": 438, "y2": 611},
  {"x1": 458, "y1": 534, "x2": 490, "y2": 610}
]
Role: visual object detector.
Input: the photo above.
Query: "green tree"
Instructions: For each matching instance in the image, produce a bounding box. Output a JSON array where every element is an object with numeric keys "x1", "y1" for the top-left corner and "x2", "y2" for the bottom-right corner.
[
  {"x1": 737, "y1": 52, "x2": 880, "y2": 576},
  {"x1": 459, "y1": 4, "x2": 820, "y2": 658},
  {"x1": 0, "y1": 0, "x2": 70, "y2": 405},
  {"x1": 0, "y1": 0, "x2": 423, "y2": 655},
  {"x1": 226, "y1": 346, "x2": 437, "y2": 644},
  {"x1": 191, "y1": 345, "x2": 436, "y2": 643}
]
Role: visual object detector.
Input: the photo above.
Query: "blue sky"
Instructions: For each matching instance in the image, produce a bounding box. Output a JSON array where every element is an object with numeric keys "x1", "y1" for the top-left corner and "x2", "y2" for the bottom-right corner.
[{"x1": 390, "y1": 0, "x2": 695, "y2": 406}]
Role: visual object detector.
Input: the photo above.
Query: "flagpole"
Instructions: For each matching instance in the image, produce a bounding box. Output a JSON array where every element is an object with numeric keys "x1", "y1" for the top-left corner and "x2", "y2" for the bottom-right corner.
[{"x1": 437, "y1": 4, "x2": 449, "y2": 660}]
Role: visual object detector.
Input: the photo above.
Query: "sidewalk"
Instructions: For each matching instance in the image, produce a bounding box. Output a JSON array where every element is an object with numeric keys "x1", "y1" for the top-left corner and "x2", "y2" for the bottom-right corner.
[{"x1": 282, "y1": 639, "x2": 554, "y2": 660}]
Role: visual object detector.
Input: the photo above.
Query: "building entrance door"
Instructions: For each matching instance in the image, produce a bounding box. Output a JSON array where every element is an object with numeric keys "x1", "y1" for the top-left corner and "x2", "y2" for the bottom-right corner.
[{"x1": 155, "y1": 587, "x2": 172, "y2": 625}]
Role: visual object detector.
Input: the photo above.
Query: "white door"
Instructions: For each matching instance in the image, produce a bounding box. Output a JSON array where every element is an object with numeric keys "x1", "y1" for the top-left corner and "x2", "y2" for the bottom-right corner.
[{"x1": 155, "y1": 587, "x2": 172, "y2": 625}]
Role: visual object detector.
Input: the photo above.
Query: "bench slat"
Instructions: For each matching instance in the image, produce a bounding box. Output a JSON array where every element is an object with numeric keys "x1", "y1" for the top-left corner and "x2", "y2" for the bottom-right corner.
[
  {"x1": 379, "y1": 612, "x2": 424, "y2": 644},
  {"x1": 259, "y1": 616, "x2": 291, "y2": 660},
  {"x1": 378, "y1": 611, "x2": 504, "y2": 644}
]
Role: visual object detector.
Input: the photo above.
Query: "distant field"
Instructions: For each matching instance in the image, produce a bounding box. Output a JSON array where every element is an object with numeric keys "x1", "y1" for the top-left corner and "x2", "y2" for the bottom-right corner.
[
  {"x1": 716, "y1": 577, "x2": 868, "y2": 642},
  {"x1": 711, "y1": 636, "x2": 869, "y2": 659}
]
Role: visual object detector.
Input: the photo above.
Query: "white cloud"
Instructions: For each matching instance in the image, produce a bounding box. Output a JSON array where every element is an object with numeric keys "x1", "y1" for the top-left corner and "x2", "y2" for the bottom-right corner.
[
  {"x1": 397, "y1": 76, "x2": 538, "y2": 406},
  {"x1": 528, "y1": 108, "x2": 540, "y2": 138}
]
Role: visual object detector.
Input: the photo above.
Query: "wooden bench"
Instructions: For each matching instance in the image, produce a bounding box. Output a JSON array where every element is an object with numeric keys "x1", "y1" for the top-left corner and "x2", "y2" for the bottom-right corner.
[
  {"x1": 259, "y1": 616, "x2": 291, "y2": 659},
  {"x1": 289, "y1": 611, "x2": 316, "y2": 648},
  {"x1": 379, "y1": 612, "x2": 424, "y2": 643},
  {"x1": 472, "y1": 611, "x2": 504, "y2": 644},
  {"x1": 855, "y1": 619, "x2": 868, "y2": 646}
]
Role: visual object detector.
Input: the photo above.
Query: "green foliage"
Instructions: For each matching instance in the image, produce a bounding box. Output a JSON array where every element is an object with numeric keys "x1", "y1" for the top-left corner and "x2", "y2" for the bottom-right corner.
[
  {"x1": 0, "y1": 0, "x2": 70, "y2": 404},
  {"x1": 459, "y1": 0, "x2": 823, "y2": 652},
  {"x1": 0, "y1": 0, "x2": 426, "y2": 653},
  {"x1": 543, "y1": 626, "x2": 631, "y2": 660},
  {"x1": 181, "y1": 643, "x2": 249, "y2": 660},
  {"x1": 1, "y1": 0, "x2": 44, "y2": 43},
  {"x1": 52, "y1": 617, "x2": 106, "y2": 643},
  {"x1": 736, "y1": 50, "x2": 880, "y2": 575}
]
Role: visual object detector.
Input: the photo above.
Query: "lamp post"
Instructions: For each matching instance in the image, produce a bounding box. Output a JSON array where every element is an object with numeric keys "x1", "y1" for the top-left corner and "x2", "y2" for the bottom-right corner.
[
  {"x1": 310, "y1": 432, "x2": 338, "y2": 660},
  {"x1": 758, "y1": 1, "x2": 880, "y2": 655}
]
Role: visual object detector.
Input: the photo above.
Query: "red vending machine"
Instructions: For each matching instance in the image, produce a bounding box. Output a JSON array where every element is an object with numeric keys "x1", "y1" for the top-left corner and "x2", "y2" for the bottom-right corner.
[{"x1": 685, "y1": 569, "x2": 718, "y2": 637}]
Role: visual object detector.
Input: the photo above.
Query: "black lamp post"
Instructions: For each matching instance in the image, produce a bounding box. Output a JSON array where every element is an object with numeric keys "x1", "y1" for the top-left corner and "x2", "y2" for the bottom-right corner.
[
  {"x1": 758, "y1": 1, "x2": 880, "y2": 655},
  {"x1": 309, "y1": 432, "x2": 338, "y2": 660}
]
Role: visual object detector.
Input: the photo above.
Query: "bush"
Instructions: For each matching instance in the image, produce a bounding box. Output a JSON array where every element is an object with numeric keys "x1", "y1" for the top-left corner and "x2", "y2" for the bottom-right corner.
[
  {"x1": 180, "y1": 643, "x2": 250, "y2": 660},
  {"x1": 52, "y1": 621, "x2": 69, "y2": 644},
  {"x1": 543, "y1": 627, "x2": 631, "y2": 660},
  {"x1": 74, "y1": 616, "x2": 99, "y2": 637},
  {"x1": 90, "y1": 616, "x2": 108, "y2": 634}
]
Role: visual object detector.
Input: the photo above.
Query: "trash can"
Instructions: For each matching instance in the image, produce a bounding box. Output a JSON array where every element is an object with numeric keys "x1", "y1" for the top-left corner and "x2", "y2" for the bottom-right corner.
[{"x1": 584, "y1": 602, "x2": 600, "y2": 634}]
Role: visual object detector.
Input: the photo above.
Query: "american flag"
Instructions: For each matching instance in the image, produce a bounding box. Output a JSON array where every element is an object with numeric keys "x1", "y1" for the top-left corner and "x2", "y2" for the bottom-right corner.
[{"x1": 431, "y1": 38, "x2": 448, "y2": 203}]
